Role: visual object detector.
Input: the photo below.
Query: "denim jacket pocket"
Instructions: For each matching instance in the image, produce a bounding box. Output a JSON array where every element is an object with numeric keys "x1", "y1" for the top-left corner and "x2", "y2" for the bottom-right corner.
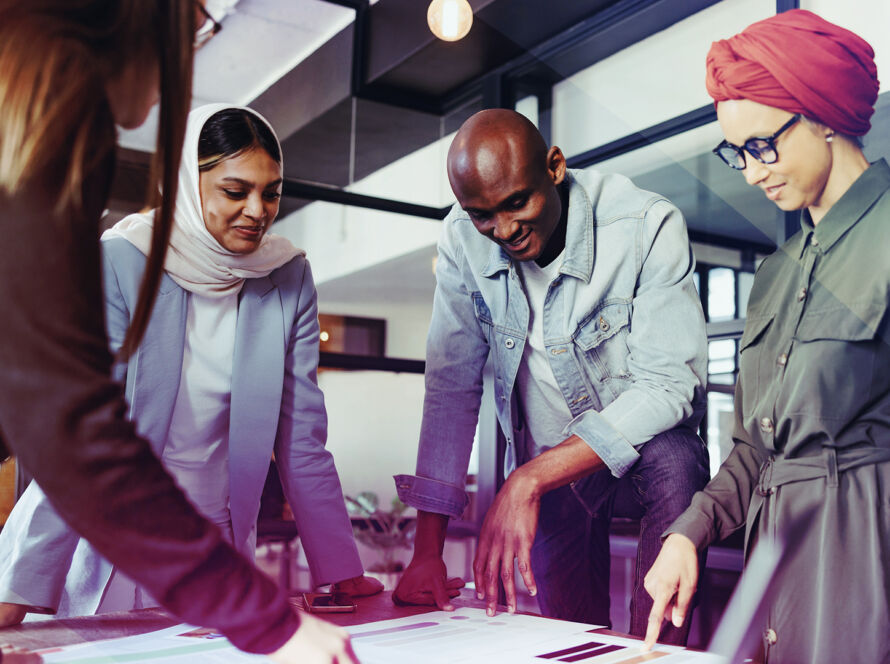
[
  {"x1": 472, "y1": 291, "x2": 494, "y2": 344},
  {"x1": 471, "y1": 291, "x2": 493, "y2": 325},
  {"x1": 572, "y1": 300, "x2": 632, "y2": 383}
]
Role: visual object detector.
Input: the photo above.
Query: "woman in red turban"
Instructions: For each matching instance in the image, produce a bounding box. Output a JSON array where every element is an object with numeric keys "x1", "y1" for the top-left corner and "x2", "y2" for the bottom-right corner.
[{"x1": 644, "y1": 9, "x2": 890, "y2": 663}]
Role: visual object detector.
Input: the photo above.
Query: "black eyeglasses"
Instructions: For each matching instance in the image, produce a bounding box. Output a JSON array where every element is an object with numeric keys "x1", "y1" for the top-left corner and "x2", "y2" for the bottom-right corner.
[
  {"x1": 712, "y1": 114, "x2": 801, "y2": 170},
  {"x1": 195, "y1": 2, "x2": 222, "y2": 49}
]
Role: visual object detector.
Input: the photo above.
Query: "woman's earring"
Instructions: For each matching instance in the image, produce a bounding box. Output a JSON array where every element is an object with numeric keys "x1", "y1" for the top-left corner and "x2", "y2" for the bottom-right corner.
[{"x1": 826, "y1": 133, "x2": 834, "y2": 143}]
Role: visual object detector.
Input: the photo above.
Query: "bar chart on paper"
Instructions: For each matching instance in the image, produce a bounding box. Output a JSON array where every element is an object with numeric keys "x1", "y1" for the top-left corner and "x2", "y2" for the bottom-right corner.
[
  {"x1": 36, "y1": 609, "x2": 719, "y2": 663},
  {"x1": 347, "y1": 607, "x2": 714, "y2": 663}
]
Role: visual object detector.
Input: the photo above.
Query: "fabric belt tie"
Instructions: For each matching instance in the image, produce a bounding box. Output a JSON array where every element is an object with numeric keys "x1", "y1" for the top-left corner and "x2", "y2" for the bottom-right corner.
[
  {"x1": 745, "y1": 446, "x2": 890, "y2": 555},
  {"x1": 755, "y1": 446, "x2": 890, "y2": 496}
]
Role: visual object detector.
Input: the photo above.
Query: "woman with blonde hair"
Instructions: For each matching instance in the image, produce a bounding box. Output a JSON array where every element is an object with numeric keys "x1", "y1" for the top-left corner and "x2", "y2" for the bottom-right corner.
[
  {"x1": 0, "y1": 2, "x2": 353, "y2": 662},
  {"x1": 644, "y1": 10, "x2": 889, "y2": 663}
]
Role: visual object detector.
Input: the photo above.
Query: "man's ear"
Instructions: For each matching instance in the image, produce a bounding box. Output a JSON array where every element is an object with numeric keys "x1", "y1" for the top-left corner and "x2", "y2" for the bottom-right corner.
[{"x1": 546, "y1": 146, "x2": 567, "y2": 186}]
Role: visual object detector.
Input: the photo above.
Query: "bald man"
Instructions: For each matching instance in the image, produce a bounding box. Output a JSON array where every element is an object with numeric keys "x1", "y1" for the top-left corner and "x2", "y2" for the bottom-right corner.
[{"x1": 394, "y1": 110, "x2": 709, "y2": 643}]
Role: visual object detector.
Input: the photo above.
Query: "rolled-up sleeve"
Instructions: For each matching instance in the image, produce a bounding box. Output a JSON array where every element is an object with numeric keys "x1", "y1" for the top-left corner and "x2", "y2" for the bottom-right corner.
[
  {"x1": 566, "y1": 199, "x2": 707, "y2": 477},
  {"x1": 394, "y1": 213, "x2": 489, "y2": 517}
]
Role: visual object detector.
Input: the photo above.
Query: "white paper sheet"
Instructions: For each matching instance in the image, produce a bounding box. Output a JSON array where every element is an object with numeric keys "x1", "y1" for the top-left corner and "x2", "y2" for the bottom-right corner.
[
  {"x1": 345, "y1": 608, "x2": 716, "y2": 664},
  {"x1": 37, "y1": 608, "x2": 720, "y2": 663}
]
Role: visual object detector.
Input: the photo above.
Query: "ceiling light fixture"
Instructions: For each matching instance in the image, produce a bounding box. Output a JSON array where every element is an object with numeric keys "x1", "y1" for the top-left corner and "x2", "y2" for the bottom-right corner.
[{"x1": 427, "y1": 0, "x2": 473, "y2": 42}]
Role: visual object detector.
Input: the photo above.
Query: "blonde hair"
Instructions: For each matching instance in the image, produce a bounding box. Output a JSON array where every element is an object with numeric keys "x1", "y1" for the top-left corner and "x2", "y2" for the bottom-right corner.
[{"x1": 0, "y1": 0, "x2": 195, "y2": 357}]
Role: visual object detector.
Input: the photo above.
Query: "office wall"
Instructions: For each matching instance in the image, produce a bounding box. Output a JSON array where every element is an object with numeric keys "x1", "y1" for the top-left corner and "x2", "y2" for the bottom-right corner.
[
  {"x1": 317, "y1": 300, "x2": 432, "y2": 359},
  {"x1": 552, "y1": 0, "x2": 775, "y2": 157},
  {"x1": 318, "y1": 368, "x2": 474, "y2": 578},
  {"x1": 803, "y1": 0, "x2": 890, "y2": 93},
  {"x1": 274, "y1": 132, "x2": 453, "y2": 287},
  {"x1": 552, "y1": 0, "x2": 890, "y2": 160}
]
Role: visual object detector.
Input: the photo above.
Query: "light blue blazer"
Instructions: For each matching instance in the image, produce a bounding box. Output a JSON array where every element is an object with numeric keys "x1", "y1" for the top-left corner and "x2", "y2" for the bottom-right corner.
[{"x1": 0, "y1": 237, "x2": 362, "y2": 616}]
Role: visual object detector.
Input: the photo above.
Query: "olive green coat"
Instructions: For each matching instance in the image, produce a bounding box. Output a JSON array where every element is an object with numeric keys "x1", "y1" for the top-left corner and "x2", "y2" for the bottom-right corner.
[{"x1": 670, "y1": 160, "x2": 890, "y2": 664}]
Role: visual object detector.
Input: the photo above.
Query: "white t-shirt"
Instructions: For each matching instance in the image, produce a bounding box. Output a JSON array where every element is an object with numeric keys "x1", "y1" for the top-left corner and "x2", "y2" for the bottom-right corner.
[
  {"x1": 98, "y1": 292, "x2": 238, "y2": 612},
  {"x1": 515, "y1": 252, "x2": 574, "y2": 460},
  {"x1": 161, "y1": 291, "x2": 238, "y2": 531}
]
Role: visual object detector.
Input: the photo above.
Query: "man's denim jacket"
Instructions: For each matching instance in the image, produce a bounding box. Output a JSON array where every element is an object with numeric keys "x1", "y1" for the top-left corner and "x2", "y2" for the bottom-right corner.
[{"x1": 396, "y1": 169, "x2": 707, "y2": 518}]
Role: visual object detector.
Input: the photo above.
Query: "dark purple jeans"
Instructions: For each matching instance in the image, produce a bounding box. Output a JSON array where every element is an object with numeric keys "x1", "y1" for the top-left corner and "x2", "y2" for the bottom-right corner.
[{"x1": 530, "y1": 425, "x2": 709, "y2": 644}]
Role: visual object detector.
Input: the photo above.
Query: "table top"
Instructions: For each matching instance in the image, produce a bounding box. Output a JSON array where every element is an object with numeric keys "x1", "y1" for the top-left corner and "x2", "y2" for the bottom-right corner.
[{"x1": 0, "y1": 591, "x2": 489, "y2": 652}]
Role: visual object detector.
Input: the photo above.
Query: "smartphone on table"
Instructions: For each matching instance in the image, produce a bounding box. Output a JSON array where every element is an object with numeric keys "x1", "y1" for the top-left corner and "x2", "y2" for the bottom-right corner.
[{"x1": 300, "y1": 592, "x2": 357, "y2": 613}]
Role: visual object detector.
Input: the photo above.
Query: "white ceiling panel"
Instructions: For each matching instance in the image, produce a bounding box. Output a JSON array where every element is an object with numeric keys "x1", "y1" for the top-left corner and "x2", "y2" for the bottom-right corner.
[{"x1": 117, "y1": 0, "x2": 360, "y2": 152}]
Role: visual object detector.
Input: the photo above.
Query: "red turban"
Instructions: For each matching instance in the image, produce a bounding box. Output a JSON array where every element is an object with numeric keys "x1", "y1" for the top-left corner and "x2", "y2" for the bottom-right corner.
[{"x1": 706, "y1": 9, "x2": 879, "y2": 136}]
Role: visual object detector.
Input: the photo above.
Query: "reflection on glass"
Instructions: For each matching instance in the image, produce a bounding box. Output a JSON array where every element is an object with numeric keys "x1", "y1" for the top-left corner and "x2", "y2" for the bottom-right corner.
[
  {"x1": 708, "y1": 338, "x2": 736, "y2": 376},
  {"x1": 738, "y1": 271, "x2": 755, "y2": 317},
  {"x1": 706, "y1": 392, "x2": 735, "y2": 477},
  {"x1": 707, "y1": 267, "x2": 736, "y2": 321}
]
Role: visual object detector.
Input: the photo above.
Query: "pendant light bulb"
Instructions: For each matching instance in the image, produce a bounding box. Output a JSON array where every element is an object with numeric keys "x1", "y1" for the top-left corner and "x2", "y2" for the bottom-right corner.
[{"x1": 427, "y1": 0, "x2": 473, "y2": 42}]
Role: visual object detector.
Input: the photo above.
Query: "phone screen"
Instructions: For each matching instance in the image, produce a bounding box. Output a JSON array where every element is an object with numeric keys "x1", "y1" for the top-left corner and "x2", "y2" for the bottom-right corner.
[
  {"x1": 312, "y1": 593, "x2": 351, "y2": 607},
  {"x1": 303, "y1": 592, "x2": 357, "y2": 612}
]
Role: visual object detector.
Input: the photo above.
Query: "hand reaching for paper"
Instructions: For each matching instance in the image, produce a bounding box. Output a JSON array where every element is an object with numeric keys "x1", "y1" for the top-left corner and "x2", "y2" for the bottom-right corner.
[
  {"x1": 472, "y1": 472, "x2": 539, "y2": 616},
  {"x1": 267, "y1": 611, "x2": 358, "y2": 664},
  {"x1": 642, "y1": 533, "x2": 699, "y2": 650}
]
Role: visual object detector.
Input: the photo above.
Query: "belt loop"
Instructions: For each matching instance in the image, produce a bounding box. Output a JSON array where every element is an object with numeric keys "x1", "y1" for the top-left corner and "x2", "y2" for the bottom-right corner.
[{"x1": 825, "y1": 448, "x2": 838, "y2": 488}]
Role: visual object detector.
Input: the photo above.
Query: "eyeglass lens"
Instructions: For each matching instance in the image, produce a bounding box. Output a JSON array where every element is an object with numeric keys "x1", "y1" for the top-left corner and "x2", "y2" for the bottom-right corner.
[
  {"x1": 714, "y1": 114, "x2": 799, "y2": 170},
  {"x1": 716, "y1": 140, "x2": 777, "y2": 169}
]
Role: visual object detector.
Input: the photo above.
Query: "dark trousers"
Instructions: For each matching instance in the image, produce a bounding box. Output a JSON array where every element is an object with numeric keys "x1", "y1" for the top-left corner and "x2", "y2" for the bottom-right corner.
[{"x1": 530, "y1": 426, "x2": 709, "y2": 644}]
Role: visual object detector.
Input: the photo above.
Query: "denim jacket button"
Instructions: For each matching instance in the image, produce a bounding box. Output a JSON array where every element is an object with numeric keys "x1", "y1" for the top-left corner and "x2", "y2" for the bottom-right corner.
[
  {"x1": 599, "y1": 316, "x2": 609, "y2": 331},
  {"x1": 504, "y1": 338, "x2": 515, "y2": 349}
]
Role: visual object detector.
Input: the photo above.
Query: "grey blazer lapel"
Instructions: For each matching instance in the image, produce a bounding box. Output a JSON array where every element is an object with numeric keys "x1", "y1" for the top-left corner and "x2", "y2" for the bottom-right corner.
[
  {"x1": 229, "y1": 275, "x2": 285, "y2": 551},
  {"x1": 127, "y1": 276, "x2": 187, "y2": 456}
]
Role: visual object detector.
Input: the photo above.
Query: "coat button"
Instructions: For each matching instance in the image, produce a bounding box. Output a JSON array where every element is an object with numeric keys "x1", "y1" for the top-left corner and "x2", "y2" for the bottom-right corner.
[
  {"x1": 777, "y1": 353, "x2": 788, "y2": 367},
  {"x1": 764, "y1": 628, "x2": 778, "y2": 646},
  {"x1": 797, "y1": 287, "x2": 807, "y2": 302},
  {"x1": 599, "y1": 316, "x2": 609, "y2": 331},
  {"x1": 760, "y1": 417, "x2": 774, "y2": 433},
  {"x1": 504, "y1": 338, "x2": 515, "y2": 349},
  {"x1": 810, "y1": 235, "x2": 819, "y2": 247}
]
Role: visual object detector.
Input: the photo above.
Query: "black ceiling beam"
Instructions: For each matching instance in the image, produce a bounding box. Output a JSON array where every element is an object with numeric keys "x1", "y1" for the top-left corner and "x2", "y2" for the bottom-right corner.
[
  {"x1": 688, "y1": 229, "x2": 775, "y2": 256},
  {"x1": 316, "y1": 0, "x2": 366, "y2": 8},
  {"x1": 319, "y1": 351, "x2": 425, "y2": 373},
  {"x1": 282, "y1": 178, "x2": 449, "y2": 220},
  {"x1": 438, "y1": 0, "x2": 721, "y2": 116}
]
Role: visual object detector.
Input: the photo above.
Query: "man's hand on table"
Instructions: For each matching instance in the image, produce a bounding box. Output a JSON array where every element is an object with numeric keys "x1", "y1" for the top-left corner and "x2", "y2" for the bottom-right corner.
[
  {"x1": 393, "y1": 556, "x2": 464, "y2": 610},
  {"x1": 473, "y1": 470, "x2": 539, "y2": 617},
  {"x1": 0, "y1": 604, "x2": 26, "y2": 629},
  {"x1": 331, "y1": 575, "x2": 384, "y2": 598},
  {"x1": 642, "y1": 533, "x2": 699, "y2": 650},
  {"x1": 267, "y1": 611, "x2": 358, "y2": 664},
  {"x1": 393, "y1": 511, "x2": 464, "y2": 610}
]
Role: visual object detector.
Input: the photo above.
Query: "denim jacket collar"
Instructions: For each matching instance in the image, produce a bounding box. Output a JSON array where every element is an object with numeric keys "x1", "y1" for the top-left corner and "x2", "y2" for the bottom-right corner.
[{"x1": 479, "y1": 171, "x2": 595, "y2": 281}]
